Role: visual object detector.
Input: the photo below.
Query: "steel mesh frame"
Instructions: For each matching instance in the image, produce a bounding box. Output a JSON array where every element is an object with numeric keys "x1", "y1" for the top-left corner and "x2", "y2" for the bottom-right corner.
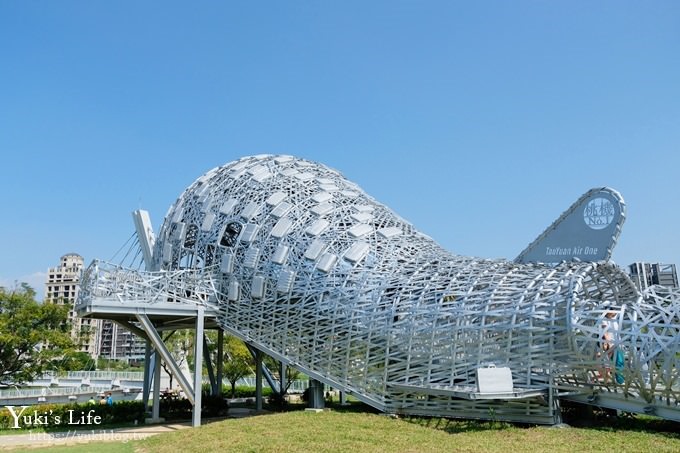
[{"x1": 79, "y1": 154, "x2": 680, "y2": 423}]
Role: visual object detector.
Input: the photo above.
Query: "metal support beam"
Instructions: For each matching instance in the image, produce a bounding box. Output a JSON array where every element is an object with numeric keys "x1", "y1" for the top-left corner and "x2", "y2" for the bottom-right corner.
[
  {"x1": 136, "y1": 314, "x2": 195, "y2": 405},
  {"x1": 152, "y1": 349, "x2": 161, "y2": 420},
  {"x1": 339, "y1": 391, "x2": 348, "y2": 406},
  {"x1": 216, "y1": 330, "x2": 224, "y2": 396},
  {"x1": 280, "y1": 362, "x2": 287, "y2": 396},
  {"x1": 255, "y1": 349, "x2": 263, "y2": 411},
  {"x1": 112, "y1": 320, "x2": 150, "y2": 342},
  {"x1": 246, "y1": 343, "x2": 280, "y2": 394},
  {"x1": 142, "y1": 340, "x2": 152, "y2": 410},
  {"x1": 193, "y1": 309, "x2": 205, "y2": 427},
  {"x1": 203, "y1": 335, "x2": 217, "y2": 395},
  {"x1": 132, "y1": 209, "x2": 155, "y2": 268},
  {"x1": 308, "y1": 379, "x2": 325, "y2": 409},
  {"x1": 563, "y1": 393, "x2": 680, "y2": 423}
]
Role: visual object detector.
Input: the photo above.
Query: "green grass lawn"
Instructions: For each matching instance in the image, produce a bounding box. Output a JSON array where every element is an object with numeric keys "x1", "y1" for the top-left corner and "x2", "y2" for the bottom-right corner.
[
  {"x1": 135, "y1": 410, "x2": 680, "y2": 453},
  {"x1": 3, "y1": 406, "x2": 679, "y2": 453}
]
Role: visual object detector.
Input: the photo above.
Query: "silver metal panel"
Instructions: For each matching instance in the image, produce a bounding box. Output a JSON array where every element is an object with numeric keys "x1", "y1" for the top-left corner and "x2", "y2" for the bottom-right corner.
[
  {"x1": 343, "y1": 241, "x2": 369, "y2": 263},
  {"x1": 304, "y1": 239, "x2": 326, "y2": 260},
  {"x1": 276, "y1": 269, "x2": 296, "y2": 293},
  {"x1": 305, "y1": 219, "x2": 330, "y2": 237},
  {"x1": 170, "y1": 222, "x2": 186, "y2": 242},
  {"x1": 316, "y1": 253, "x2": 338, "y2": 273},
  {"x1": 311, "y1": 202, "x2": 333, "y2": 217},
  {"x1": 271, "y1": 244, "x2": 289, "y2": 265},
  {"x1": 377, "y1": 226, "x2": 402, "y2": 239},
  {"x1": 251, "y1": 275, "x2": 266, "y2": 298},
  {"x1": 199, "y1": 201, "x2": 212, "y2": 214},
  {"x1": 354, "y1": 205, "x2": 374, "y2": 213},
  {"x1": 243, "y1": 247, "x2": 260, "y2": 269},
  {"x1": 172, "y1": 207, "x2": 184, "y2": 223},
  {"x1": 319, "y1": 184, "x2": 339, "y2": 192},
  {"x1": 219, "y1": 198, "x2": 238, "y2": 215},
  {"x1": 312, "y1": 191, "x2": 333, "y2": 203},
  {"x1": 162, "y1": 242, "x2": 172, "y2": 264},
  {"x1": 220, "y1": 252, "x2": 234, "y2": 274},
  {"x1": 230, "y1": 160, "x2": 249, "y2": 172},
  {"x1": 228, "y1": 281, "x2": 239, "y2": 301},
  {"x1": 280, "y1": 168, "x2": 298, "y2": 177},
  {"x1": 271, "y1": 217, "x2": 293, "y2": 238},
  {"x1": 348, "y1": 223, "x2": 373, "y2": 238},
  {"x1": 240, "y1": 201, "x2": 261, "y2": 221},
  {"x1": 195, "y1": 183, "x2": 210, "y2": 198},
  {"x1": 239, "y1": 223, "x2": 260, "y2": 243},
  {"x1": 266, "y1": 191, "x2": 287, "y2": 206},
  {"x1": 271, "y1": 201, "x2": 292, "y2": 219},
  {"x1": 295, "y1": 172, "x2": 314, "y2": 182},
  {"x1": 200, "y1": 212, "x2": 215, "y2": 232},
  {"x1": 252, "y1": 169, "x2": 272, "y2": 183},
  {"x1": 350, "y1": 212, "x2": 373, "y2": 223},
  {"x1": 229, "y1": 168, "x2": 247, "y2": 180},
  {"x1": 247, "y1": 164, "x2": 266, "y2": 176}
]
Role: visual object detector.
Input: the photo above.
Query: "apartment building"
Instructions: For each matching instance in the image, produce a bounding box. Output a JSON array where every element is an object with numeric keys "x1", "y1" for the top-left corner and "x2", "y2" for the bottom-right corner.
[{"x1": 44, "y1": 253, "x2": 100, "y2": 357}]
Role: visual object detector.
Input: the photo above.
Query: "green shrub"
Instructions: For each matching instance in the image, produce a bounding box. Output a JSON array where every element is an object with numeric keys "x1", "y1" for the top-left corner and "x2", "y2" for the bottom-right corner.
[
  {"x1": 219, "y1": 385, "x2": 273, "y2": 398},
  {"x1": 159, "y1": 392, "x2": 192, "y2": 420},
  {"x1": 0, "y1": 401, "x2": 146, "y2": 431},
  {"x1": 201, "y1": 394, "x2": 229, "y2": 417}
]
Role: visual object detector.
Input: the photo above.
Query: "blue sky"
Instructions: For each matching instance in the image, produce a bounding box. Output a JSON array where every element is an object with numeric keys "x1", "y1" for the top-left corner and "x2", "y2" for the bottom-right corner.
[{"x1": 1, "y1": 1, "x2": 679, "y2": 300}]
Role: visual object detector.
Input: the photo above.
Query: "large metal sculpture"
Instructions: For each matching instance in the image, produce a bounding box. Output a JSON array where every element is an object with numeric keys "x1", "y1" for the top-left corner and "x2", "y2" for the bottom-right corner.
[{"x1": 79, "y1": 155, "x2": 680, "y2": 423}]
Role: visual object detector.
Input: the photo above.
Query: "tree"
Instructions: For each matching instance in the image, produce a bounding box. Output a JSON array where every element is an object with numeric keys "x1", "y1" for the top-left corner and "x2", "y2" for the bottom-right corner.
[
  {"x1": 59, "y1": 351, "x2": 96, "y2": 371},
  {"x1": 0, "y1": 284, "x2": 76, "y2": 386},
  {"x1": 222, "y1": 335, "x2": 252, "y2": 397},
  {"x1": 160, "y1": 330, "x2": 193, "y2": 390},
  {"x1": 263, "y1": 354, "x2": 301, "y2": 394}
]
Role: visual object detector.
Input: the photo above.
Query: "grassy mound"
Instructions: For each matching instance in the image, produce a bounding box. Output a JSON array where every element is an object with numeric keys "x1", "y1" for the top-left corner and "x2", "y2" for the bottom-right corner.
[{"x1": 134, "y1": 409, "x2": 680, "y2": 453}]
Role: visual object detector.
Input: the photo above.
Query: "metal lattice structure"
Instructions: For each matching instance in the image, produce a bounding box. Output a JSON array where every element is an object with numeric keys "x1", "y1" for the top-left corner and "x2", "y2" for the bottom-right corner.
[{"x1": 79, "y1": 154, "x2": 680, "y2": 423}]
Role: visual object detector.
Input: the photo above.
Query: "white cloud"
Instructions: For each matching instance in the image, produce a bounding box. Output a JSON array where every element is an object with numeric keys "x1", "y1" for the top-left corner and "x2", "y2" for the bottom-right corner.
[{"x1": 0, "y1": 272, "x2": 47, "y2": 301}]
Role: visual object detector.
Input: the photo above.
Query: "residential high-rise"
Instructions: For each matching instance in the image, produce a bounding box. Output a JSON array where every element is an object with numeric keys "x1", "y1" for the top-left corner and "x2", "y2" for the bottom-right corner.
[
  {"x1": 98, "y1": 320, "x2": 146, "y2": 362},
  {"x1": 45, "y1": 253, "x2": 100, "y2": 358},
  {"x1": 628, "y1": 262, "x2": 679, "y2": 291}
]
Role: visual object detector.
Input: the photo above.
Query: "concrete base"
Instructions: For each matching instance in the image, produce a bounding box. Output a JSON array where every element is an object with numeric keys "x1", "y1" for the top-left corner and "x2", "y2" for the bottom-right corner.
[{"x1": 304, "y1": 408, "x2": 324, "y2": 413}]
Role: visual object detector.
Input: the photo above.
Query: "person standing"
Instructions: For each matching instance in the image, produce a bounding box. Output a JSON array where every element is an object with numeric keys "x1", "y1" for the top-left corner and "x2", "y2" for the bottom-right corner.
[{"x1": 601, "y1": 308, "x2": 624, "y2": 384}]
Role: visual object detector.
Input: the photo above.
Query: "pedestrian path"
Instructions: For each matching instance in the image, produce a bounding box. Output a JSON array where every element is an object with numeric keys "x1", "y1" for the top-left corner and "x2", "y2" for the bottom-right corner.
[{"x1": 0, "y1": 408, "x2": 263, "y2": 450}]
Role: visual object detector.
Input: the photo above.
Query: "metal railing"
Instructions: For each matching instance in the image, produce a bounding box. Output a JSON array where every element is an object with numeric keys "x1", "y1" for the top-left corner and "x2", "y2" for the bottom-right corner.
[{"x1": 78, "y1": 260, "x2": 222, "y2": 308}]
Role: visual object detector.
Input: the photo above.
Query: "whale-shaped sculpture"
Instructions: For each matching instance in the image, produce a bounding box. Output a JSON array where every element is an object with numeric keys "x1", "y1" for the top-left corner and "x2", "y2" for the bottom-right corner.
[{"x1": 79, "y1": 155, "x2": 680, "y2": 423}]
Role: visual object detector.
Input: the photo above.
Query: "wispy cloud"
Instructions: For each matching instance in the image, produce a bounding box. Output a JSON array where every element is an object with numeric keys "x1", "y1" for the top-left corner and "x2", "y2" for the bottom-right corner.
[{"x1": 0, "y1": 272, "x2": 47, "y2": 301}]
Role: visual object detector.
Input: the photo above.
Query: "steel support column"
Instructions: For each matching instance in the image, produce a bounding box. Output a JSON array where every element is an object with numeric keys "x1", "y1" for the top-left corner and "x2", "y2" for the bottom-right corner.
[
  {"x1": 142, "y1": 339, "x2": 152, "y2": 410},
  {"x1": 280, "y1": 362, "x2": 287, "y2": 396},
  {"x1": 203, "y1": 335, "x2": 217, "y2": 396},
  {"x1": 136, "y1": 314, "x2": 195, "y2": 404},
  {"x1": 255, "y1": 349, "x2": 263, "y2": 411},
  {"x1": 216, "y1": 330, "x2": 224, "y2": 396},
  {"x1": 152, "y1": 349, "x2": 161, "y2": 420},
  {"x1": 193, "y1": 308, "x2": 205, "y2": 427}
]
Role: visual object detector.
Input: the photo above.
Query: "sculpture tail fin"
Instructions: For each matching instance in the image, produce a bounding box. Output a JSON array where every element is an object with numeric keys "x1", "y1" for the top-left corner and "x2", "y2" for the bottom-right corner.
[{"x1": 515, "y1": 187, "x2": 626, "y2": 264}]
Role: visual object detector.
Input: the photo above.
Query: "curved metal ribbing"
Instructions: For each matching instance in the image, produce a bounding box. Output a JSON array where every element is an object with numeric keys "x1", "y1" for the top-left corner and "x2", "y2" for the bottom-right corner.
[{"x1": 80, "y1": 154, "x2": 679, "y2": 423}]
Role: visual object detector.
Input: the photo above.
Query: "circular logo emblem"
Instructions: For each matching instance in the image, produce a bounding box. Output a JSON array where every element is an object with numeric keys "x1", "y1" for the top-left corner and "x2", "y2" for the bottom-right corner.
[{"x1": 583, "y1": 198, "x2": 615, "y2": 230}]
